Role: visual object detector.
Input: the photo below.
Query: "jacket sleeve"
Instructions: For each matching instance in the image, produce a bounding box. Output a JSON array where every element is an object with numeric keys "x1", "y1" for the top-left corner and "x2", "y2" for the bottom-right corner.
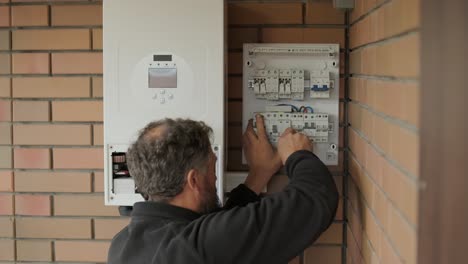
[
  {"x1": 222, "y1": 184, "x2": 261, "y2": 210},
  {"x1": 184, "y1": 150, "x2": 339, "y2": 264}
]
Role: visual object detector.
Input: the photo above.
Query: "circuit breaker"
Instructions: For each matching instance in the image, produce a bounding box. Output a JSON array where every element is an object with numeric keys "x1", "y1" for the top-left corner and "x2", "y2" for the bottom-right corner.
[
  {"x1": 243, "y1": 44, "x2": 340, "y2": 165},
  {"x1": 103, "y1": 0, "x2": 225, "y2": 206}
]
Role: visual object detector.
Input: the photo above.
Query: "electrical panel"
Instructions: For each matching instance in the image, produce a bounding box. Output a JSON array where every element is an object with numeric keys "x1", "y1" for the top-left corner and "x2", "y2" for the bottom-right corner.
[
  {"x1": 243, "y1": 44, "x2": 340, "y2": 165},
  {"x1": 103, "y1": 0, "x2": 225, "y2": 206}
]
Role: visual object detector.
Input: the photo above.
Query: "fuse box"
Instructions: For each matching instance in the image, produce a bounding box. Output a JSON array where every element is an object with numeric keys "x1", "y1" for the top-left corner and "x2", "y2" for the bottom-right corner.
[{"x1": 243, "y1": 44, "x2": 340, "y2": 165}]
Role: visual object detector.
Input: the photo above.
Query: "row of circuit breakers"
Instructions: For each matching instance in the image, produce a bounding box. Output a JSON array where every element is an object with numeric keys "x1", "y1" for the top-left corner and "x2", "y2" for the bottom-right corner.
[
  {"x1": 248, "y1": 68, "x2": 334, "y2": 100},
  {"x1": 244, "y1": 44, "x2": 340, "y2": 165}
]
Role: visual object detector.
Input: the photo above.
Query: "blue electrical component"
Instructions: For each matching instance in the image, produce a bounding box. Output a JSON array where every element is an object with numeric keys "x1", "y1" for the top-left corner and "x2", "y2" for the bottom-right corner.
[{"x1": 311, "y1": 84, "x2": 329, "y2": 92}]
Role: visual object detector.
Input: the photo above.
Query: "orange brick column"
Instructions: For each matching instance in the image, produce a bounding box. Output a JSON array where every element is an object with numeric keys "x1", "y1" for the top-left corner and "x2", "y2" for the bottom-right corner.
[
  {"x1": 0, "y1": 0, "x2": 125, "y2": 262},
  {"x1": 346, "y1": 0, "x2": 421, "y2": 264}
]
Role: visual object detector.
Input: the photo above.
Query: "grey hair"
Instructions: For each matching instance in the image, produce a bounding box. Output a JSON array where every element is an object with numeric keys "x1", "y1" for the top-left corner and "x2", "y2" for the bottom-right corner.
[{"x1": 126, "y1": 118, "x2": 213, "y2": 199}]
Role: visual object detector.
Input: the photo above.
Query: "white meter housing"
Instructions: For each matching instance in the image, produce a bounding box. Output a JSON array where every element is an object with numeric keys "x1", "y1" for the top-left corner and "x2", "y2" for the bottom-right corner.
[{"x1": 103, "y1": 0, "x2": 225, "y2": 206}]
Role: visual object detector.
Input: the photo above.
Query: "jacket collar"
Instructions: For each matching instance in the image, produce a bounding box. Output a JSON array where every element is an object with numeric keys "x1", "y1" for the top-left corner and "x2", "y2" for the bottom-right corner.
[{"x1": 131, "y1": 201, "x2": 201, "y2": 221}]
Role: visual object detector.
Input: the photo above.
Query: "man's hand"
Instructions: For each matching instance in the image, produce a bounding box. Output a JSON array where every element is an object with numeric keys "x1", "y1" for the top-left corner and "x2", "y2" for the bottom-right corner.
[
  {"x1": 243, "y1": 114, "x2": 282, "y2": 194},
  {"x1": 277, "y1": 127, "x2": 313, "y2": 164}
]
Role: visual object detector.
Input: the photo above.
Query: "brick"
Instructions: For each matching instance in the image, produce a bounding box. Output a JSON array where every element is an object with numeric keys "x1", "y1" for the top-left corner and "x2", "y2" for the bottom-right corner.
[
  {"x1": 54, "y1": 194, "x2": 119, "y2": 216},
  {"x1": 373, "y1": 115, "x2": 391, "y2": 154},
  {"x1": 0, "y1": 240, "x2": 14, "y2": 261},
  {"x1": 94, "y1": 218, "x2": 129, "y2": 239},
  {"x1": 52, "y1": 5, "x2": 102, "y2": 26},
  {"x1": 228, "y1": 101, "x2": 242, "y2": 123},
  {"x1": 0, "y1": 7, "x2": 9, "y2": 27},
  {"x1": 12, "y1": 0, "x2": 88, "y2": 1},
  {"x1": 55, "y1": 241, "x2": 110, "y2": 262},
  {"x1": 16, "y1": 218, "x2": 91, "y2": 239},
  {"x1": 347, "y1": 227, "x2": 364, "y2": 264},
  {"x1": 401, "y1": 82, "x2": 419, "y2": 127},
  {"x1": 94, "y1": 171, "x2": 104, "y2": 192},
  {"x1": 12, "y1": 53, "x2": 50, "y2": 74},
  {"x1": 0, "y1": 147, "x2": 12, "y2": 168},
  {"x1": 389, "y1": 34, "x2": 420, "y2": 78},
  {"x1": 227, "y1": 125, "x2": 242, "y2": 148},
  {"x1": 52, "y1": 101, "x2": 102, "y2": 121},
  {"x1": 363, "y1": 206, "x2": 382, "y2": 256},
  {"x1": 52, "y1": 52, "x2": 103, "y2": 74},
  {"x1": 227, "y1": 149, "x2": 248, "y2": 171},
  {"x1": 92, "y1": 77, "x2": 103, "y2": 97},
  {"x1": 389, "y1": 125, "x2": 419, "y2": 176},
  {"x1": 15, "y1": 171, "x2": 91, "y2": 192},
  {"x1": 305, "y1": 1, "x2": 345, "y2": 24},
  {"x1": 316, "y1": 223, "x2": 342, "y2": 244},
  {"x1": 13, "y1": 100, "x2": 49, "y2": 121},
  {"x1": 16, "y1": 240, "x2": 52, "y2": 261},
  {"x1": 365, "y1": 143, "x2": 383, "y2": 187},
  {"x1": 361, "y1": 232, "x2": 379, "y2": 264},
  {"x1": 349, "y1": 50, "x2": 361, "y2": 74},
  {"x1": 53, "y1": 148, "x2": 103, "y2": 169},
  {"x1": 368, "y1": 79, "x2": 420, "y2": 127},
  {"x1": 382, "y1": 160, "x2": 418, "y2": 225},
  {"x1": 15, "y1": 194, "x2": 51, "y2": 216},
  {"x1": 0, "y1": 217, "x2": 14, "y2": 237},
  {"x1": 228, "y1": 52, "x2": 242, "y2": 74},
  {"x1": 387, "y1": 206, "x2": 417, "y2": 264},
  {"x1": 0, "y1": 171, "x2": 13, "y2": 192},
  {"x1": 304, "y1": 246, "x2": 341, "y2": 264},
  {"x1": 348, "y1": 203, "x2": 363, "y2": 246},
  {"x1": 13, "y1": 77, "x2": 90, "y2": 98},
  {"x1": 0, "y1": 195, "x2": 13, "y2": 215},
  {"x1": 11, "y1": 5, "x2": 48, "y2": 26},
  {"x1": 228, "y1": 3, "x2": 302, "y2": 25},
  {"x1": 393, "y1": 0, "x2": 420, "y2": 33},
  {"x1": 372, "y1": 185, "x2": 389, "y2": 231},
  {"x1": 0, "y1": 54, "x2": 10, "y2": 74},
  {"x1": 0, "y1": 78, "x2": 10, "y2": 97},
  {"x1": 335, "y1": 198, "x2": 343, "y2": 221},
  {"x1": 303, "y1": 28, "x2": 345, "y2": 47},
  {"x1": 13, "y1": 124, "x2": 92, "y2": 145},
  {"x1": 0, "y1": 99, "x2": 10, "y2": 121},
  {"x1": 0, "y1": 123, "x2": 11, "y2": 144},
  {"x1": 228, "y1": 28, "x2": 258, "y2": 49},
  {"x1": 228, "y1": 76, "x2": 242, "y2": 100},
  {"x1": 14, "y1": 148, "x2": 50, "y2": 169},
  {"x1": 380, "y1": 234, "x2": 403, "y2": 264},
  {"x1": 92, "y1": 28, "x2": 102, "y2": 49},
  {"x1": 0, "y1": 31, "x2": 9, "y2": 50},
  {"x1": 93, "y1": 124, "x2": 103, "y2": 145},
  {"x1": 13, "y1": 29, "x2": 91, "y2": 50},
  {"x1": 262, "y1": 28, "x2": 303, "y2": 43}
]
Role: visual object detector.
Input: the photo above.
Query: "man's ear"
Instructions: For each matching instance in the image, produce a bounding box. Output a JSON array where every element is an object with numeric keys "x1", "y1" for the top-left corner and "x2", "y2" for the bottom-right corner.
[{"x1": 186, "y1": 169, "x2": 201, "y2": 192}]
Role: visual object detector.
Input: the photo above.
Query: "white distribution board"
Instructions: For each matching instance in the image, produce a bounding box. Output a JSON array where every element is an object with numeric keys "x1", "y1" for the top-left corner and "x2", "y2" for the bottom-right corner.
[{"x1": 243, "y1": 43, "x2": 340, "y2": 165}]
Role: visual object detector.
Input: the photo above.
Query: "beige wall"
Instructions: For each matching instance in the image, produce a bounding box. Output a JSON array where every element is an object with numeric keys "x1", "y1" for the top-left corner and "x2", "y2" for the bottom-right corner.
[{"x1": 347, "y1": 0, "x2": 420, "y2": 263}]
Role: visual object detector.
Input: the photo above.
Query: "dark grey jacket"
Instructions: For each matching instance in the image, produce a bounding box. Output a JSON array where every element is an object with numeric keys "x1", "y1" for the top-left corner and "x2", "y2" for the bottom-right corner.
[{"x1": 107, "y1": 150, "x2": 339, "y2": 264}]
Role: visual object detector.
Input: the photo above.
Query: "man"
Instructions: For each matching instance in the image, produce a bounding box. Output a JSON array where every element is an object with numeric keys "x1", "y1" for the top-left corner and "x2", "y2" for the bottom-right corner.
[{"x1": 108, "y1": 115, "x2": 338, "y2": 264}]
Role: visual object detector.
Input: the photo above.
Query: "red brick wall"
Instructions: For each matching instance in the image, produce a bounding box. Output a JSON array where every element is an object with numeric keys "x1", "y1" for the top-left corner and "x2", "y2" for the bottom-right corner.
[
  {"x1": 0, "y1": 0, "x2": 116, "y2": 262},
  {"x1": 347, "y1": 0, "x2": 420, "y2": 263},
  {"x1": 0, "y1": 0, "x2": 347, "y2": 263}
]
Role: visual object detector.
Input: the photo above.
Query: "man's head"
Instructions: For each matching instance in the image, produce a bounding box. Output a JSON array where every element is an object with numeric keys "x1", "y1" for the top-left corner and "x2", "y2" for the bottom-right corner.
[{"x1": 126, "y1": 118, "x2": 220, "y2": 214}]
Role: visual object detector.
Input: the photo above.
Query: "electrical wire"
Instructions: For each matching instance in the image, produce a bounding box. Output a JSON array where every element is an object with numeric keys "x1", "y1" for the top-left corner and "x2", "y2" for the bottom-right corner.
[{"x1": 277, "y1": 104, "x2": 300, "y2": 112}]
